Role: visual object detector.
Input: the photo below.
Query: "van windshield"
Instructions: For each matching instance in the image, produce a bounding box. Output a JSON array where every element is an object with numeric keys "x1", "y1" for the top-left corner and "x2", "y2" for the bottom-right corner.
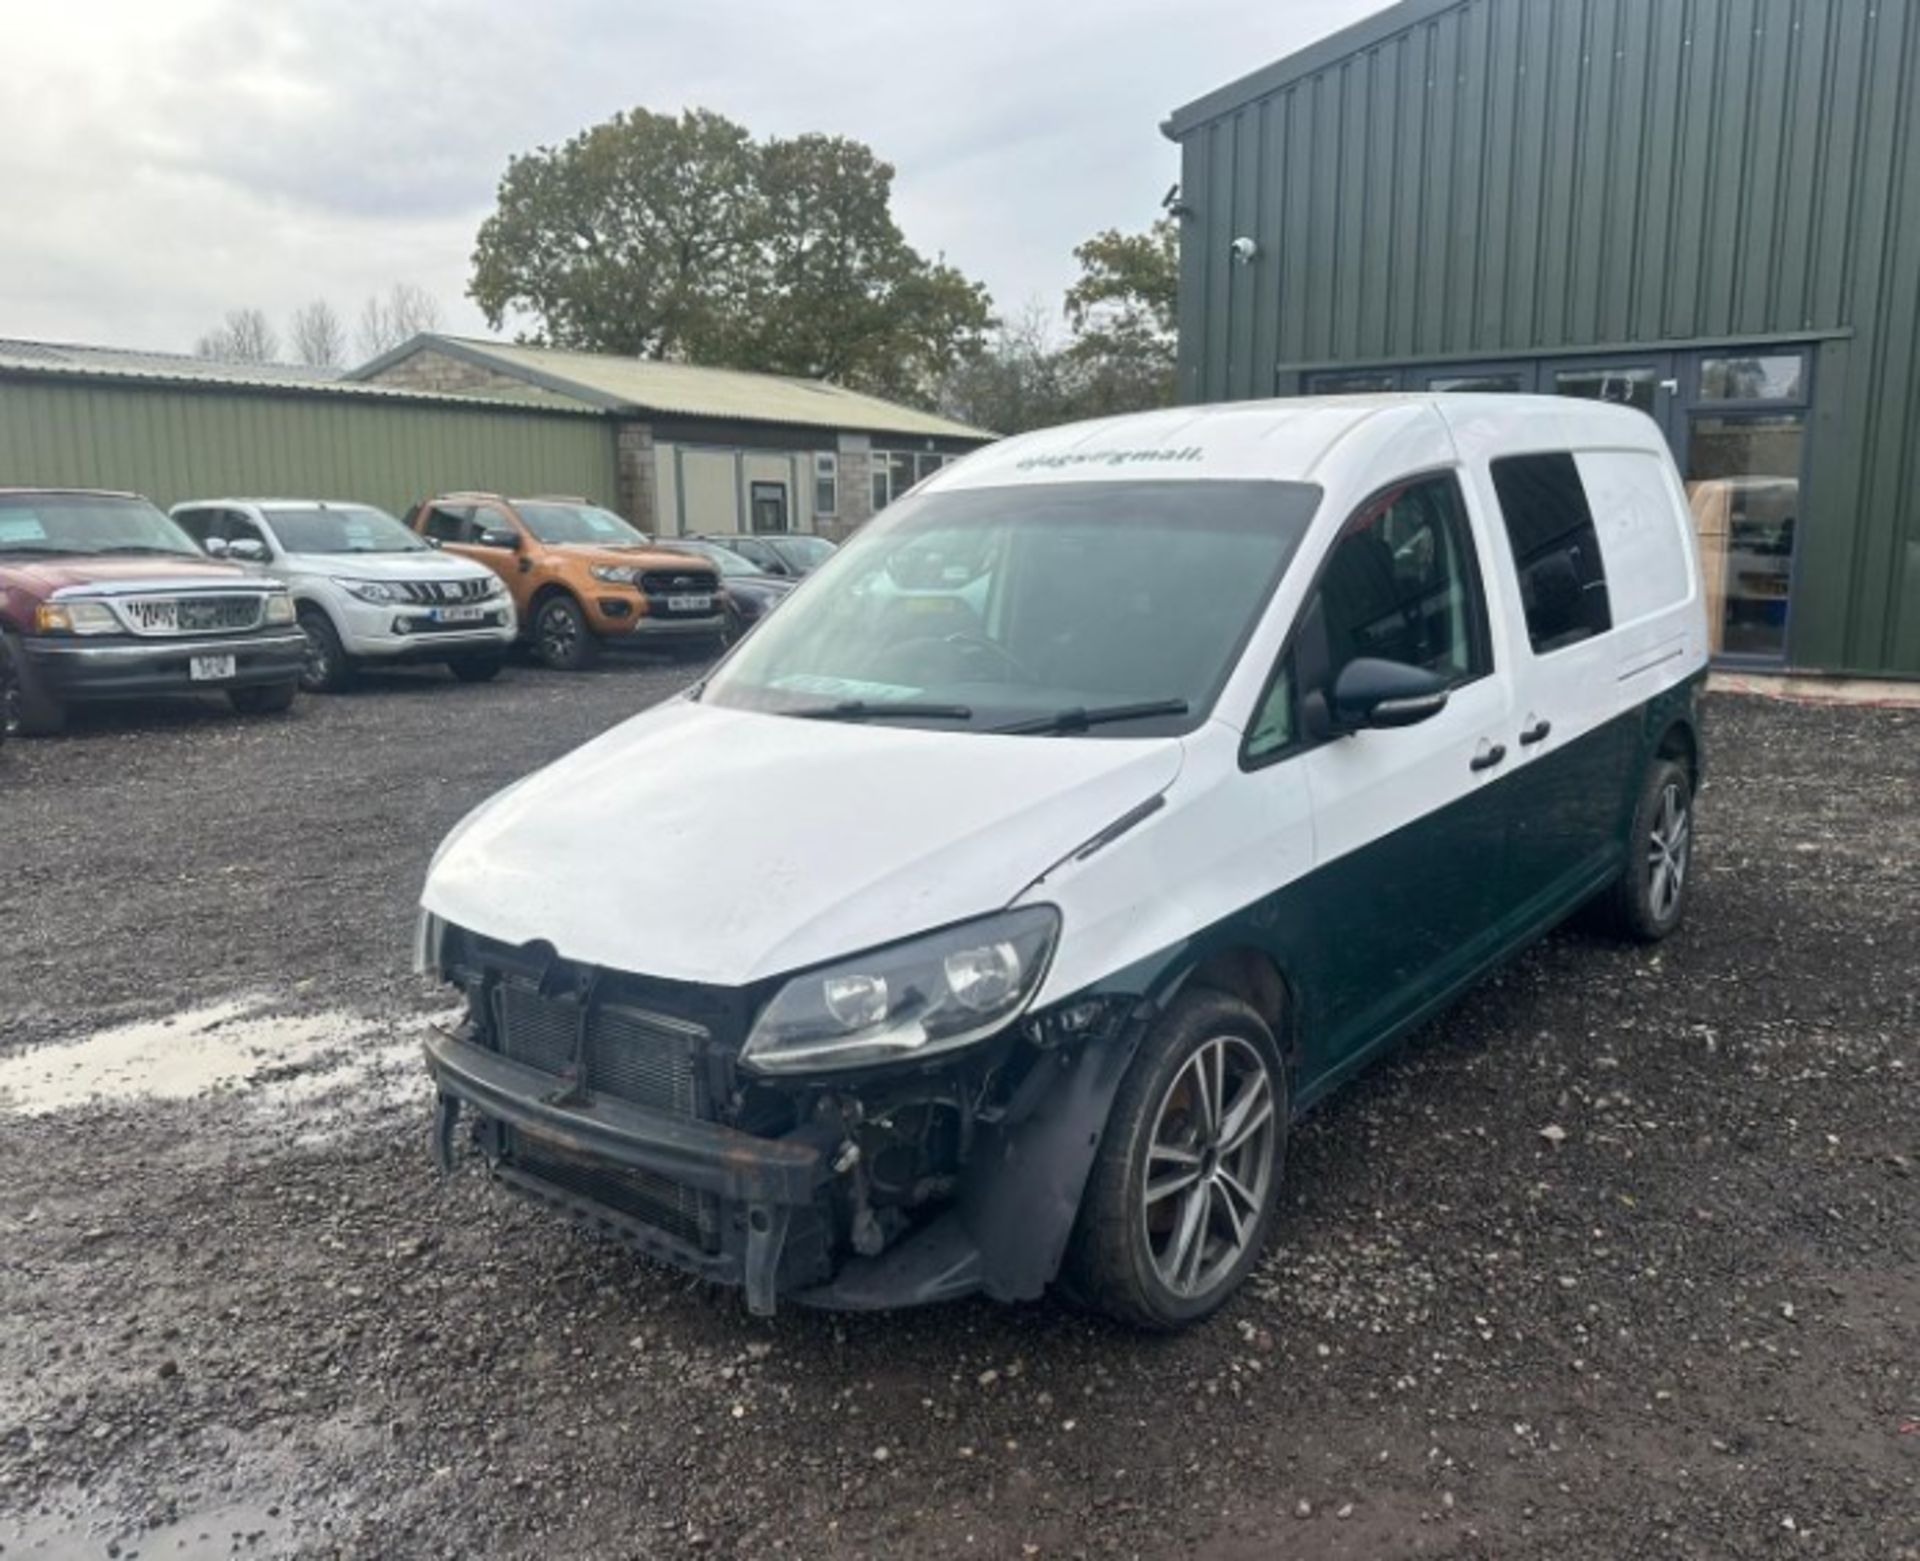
[{"x1": 700, "y1": 480, "x2": 1321, "y2": 735}]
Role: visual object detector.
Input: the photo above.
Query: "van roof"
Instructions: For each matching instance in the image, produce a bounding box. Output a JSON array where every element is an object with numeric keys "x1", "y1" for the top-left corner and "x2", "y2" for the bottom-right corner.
[{"x1": 937, "y1": 394, "x2": 1663, "y2": 493}]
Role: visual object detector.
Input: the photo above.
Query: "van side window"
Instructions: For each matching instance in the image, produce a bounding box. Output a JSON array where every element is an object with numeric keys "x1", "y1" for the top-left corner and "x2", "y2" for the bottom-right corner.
[
  {"x1": 1246, "y1": 660, "x2": 1294, "y2": 758},
  {"x1": 1318, "y1": 475, "x2": 1490, "y2": 686},
  {"x1": 1489, "y1": 453, "x2": 1613, "y2": 652}
]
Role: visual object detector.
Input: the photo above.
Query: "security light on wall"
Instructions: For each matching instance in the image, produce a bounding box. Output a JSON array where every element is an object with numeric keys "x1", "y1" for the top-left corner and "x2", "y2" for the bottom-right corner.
[{"x1": 1229, "y1": 236, "x2": 1259, "y2": 264}]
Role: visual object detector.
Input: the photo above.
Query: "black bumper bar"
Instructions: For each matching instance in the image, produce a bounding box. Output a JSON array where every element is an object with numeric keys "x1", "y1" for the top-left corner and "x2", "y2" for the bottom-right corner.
[{"x1": 422, "y1": 1028, "x2": 831, "y2": 1313}]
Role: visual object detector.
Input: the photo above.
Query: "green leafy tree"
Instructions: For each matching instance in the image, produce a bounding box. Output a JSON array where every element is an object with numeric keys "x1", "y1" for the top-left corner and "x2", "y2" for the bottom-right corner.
[
  {"x1": 469, "y1": 109, "x2": 990, "y2": 397},
  {"x1": 1062, "y1": 216, "x2": 1180, "y2": 416}
]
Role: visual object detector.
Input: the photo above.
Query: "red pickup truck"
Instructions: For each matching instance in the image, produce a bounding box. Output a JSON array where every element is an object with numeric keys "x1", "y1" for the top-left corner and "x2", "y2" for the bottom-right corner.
[{"x1": 0, "y1": 488, "x2": 306, "y2": 737}]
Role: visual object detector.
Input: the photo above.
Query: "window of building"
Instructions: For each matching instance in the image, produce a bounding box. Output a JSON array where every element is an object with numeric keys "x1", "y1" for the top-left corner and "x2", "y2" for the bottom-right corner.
[
  {"x1": 870, "y1": 449, "x2": 943, "y2": 511},
  {"x1": 814, "y1": 453, "x2": 837, "y2": 517},
  {"x1": 1429, "y1": 370, "x2": 1526, "y2": 393},
  {"x1": 1306, "y1": 370, "x2": 1400, "y2": 394},
  {"x1": 1489, "y1": 453, "x2": 1614, "y2": 653},
  {"x1": 1700, "y1": 353, "x2": 1805, "y2": 402},
  {"x1": 1686, "y1": 414, "x2": 1806, "y2": 659}
]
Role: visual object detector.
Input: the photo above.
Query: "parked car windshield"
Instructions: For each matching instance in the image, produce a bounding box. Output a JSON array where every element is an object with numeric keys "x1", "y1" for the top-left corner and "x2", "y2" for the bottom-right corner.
[
  {"x1": 700, "y1": 480, "x2": 1321, "y2": 735},
  {"x1": 768, "y1": 535, "x2": 836, "y2": 571},
  {"x1": 262, "y1": 504, "x2": 428, "y2": 555},
  {"x1": 0, "y1": 493, "x2": 202, "y2": 559},
  {"x1": 515, "y1": 502, "x2": 648, "y2": 546},
  {"x1": 663, "y1": 541, "x2": 760, "y2": 578}
]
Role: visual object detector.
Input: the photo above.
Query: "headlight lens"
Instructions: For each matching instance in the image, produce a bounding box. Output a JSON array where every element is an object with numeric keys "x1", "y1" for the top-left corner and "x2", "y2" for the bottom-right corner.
[
  {"x1": 263, "y1": 592, "x2": 295, "y2": 625},
  {"x1": 590, "y1": 564, "x2": 643, "y2": 585},
  {"x1": 35, "y1": 600, "x2": 120, "y2": 635},
  {"x1": 740, "y1": 906, "x2": 1060, "y2": 1074},
  {"x1": 477, "y1": 575, "x2": 507, "y2": 598},
  {"x1": 342, "y1": 580, "x2": 399, "y2": 604}
]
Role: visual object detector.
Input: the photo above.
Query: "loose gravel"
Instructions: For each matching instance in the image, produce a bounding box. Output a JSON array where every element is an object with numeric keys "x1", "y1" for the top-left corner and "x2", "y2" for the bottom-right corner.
[{"x1": 1, "y1": 663, "x2": 1915, "y2": 1559}]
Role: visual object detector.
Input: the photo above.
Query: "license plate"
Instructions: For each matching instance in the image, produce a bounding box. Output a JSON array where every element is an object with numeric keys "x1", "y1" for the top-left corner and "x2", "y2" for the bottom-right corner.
[
  {"x1": 189, "y1": 654, "x2": 236, "y2": 682},
  {"x1": 433, "y1": 605, "x2": 487, "y2": 624},
  {"x1": 666, "y1": 593, "x2": 712, "y2": 613}
]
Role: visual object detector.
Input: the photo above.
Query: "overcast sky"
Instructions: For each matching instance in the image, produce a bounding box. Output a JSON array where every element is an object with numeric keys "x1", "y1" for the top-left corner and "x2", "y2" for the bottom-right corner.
[{"x1": 3, "y1": 0, "x2": 1389, "y2": 361}]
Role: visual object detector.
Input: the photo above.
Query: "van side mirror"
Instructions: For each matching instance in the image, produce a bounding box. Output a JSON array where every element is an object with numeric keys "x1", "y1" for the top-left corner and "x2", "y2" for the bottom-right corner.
[
  {"x1": 1325, "y1": 657, "x2": 1451, "y2": 732},
  {"x1": 476, "y1": 528, "x2": 520, "y2": 551}
]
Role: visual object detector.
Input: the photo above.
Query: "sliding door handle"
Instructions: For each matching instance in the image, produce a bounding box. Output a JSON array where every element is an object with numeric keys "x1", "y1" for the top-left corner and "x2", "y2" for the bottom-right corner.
[
  {"x1": 1519, "y1": 718, "x2": 1553, "y2": 746},
  {"x1": 1470, "y1": 742, "x2": 1508, "y2": 773}
]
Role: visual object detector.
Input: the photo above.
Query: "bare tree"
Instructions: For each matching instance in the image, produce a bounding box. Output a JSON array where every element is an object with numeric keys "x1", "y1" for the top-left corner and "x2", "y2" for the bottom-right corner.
[
  {"x1": 288, "y1": 299, "x2": 347, "y2": 368},
  {"x1": 193, "y1": 308, "x2": 281, "y2": 364},
  {"x1": 354, "y1": 283, "x2": 445, "y2": 359}
]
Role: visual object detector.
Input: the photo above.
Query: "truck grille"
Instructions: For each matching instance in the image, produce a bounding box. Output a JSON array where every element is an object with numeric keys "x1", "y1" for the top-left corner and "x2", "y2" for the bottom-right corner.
[
  {"x1": 493, "y1": 985, "x2": 704, "y2": 1117},
  {"x1": 393, "y1": 578, "x2": 495, "y2": 605},
  {"x1": 116, "y1": 593, "x2": 266, "y2": 636}
]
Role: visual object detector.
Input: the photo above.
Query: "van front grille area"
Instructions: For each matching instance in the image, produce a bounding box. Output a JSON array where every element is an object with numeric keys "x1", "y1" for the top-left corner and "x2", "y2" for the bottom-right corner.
[{"x1": 493, "y1": 985, "x2": 704, "y2": 1117}]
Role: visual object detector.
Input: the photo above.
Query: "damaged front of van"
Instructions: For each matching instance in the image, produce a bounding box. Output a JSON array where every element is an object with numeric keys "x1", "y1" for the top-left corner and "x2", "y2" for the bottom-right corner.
[{"x1": 417, "y1": 415, "x2": 1339, "y2": 1319}]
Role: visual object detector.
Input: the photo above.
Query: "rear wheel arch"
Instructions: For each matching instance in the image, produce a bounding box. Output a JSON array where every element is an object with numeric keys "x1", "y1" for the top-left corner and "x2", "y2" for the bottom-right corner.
[{"x1": 1654, "y1": 717, "x2": 1699, "y2": 787}]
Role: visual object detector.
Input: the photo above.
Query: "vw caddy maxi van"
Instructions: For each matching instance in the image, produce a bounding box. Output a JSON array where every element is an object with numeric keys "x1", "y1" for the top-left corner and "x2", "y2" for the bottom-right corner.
[{"x1": 416, "y1": 395, "x2": 1708, "y2": 1330}]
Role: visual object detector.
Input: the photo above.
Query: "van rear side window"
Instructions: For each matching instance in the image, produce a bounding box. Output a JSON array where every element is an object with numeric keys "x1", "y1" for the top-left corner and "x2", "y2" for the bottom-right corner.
[{"x1": 1489, "y1": 453, "x2": 1613, "y2": 653}]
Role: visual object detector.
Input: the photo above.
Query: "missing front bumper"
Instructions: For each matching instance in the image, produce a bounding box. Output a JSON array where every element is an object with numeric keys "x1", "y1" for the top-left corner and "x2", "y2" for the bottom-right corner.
[{"x1": 424, "y1": 1027, "x2": 833, "y2": 1315}]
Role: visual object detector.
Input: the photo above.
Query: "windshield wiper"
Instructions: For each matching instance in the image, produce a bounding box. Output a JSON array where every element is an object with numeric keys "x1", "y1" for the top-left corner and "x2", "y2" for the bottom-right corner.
[
  {"x1": 787, "y1": 700, "x2": 974, "y2": 723},
  {"x1": 992, "y1": 699, "x2": 1191, "y2": 736},
  {"x1": 93, "y1": 544, "x2": 193, "y2": 556}
]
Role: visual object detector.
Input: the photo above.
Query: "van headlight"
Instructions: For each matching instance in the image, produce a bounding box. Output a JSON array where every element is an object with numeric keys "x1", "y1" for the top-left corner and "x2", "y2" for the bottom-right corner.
[{"x1": 740, "y1": 906, "x2": 1060, "y2": 1074}]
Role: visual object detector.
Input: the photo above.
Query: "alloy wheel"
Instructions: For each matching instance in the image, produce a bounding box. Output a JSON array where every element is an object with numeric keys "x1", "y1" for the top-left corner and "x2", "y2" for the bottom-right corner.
[
  {"x1": 1142, "y1": 1035, "x2": 1277, "y2": 1299},
  {"x1": 539, "y1": 603, "x2": 579, "y2": 666},
  {"x1": 299, "y1": 622, "x2": 332, "y2": 691},
  {"x1": 1647, "y1": 780, "x2": 1690, "y2": 923}
]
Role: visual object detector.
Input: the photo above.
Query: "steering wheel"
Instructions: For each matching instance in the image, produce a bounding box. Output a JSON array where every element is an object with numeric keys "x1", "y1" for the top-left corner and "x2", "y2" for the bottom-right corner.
[{"x1": 893, "y1": 631, "x2": 1035, "y2": 684}]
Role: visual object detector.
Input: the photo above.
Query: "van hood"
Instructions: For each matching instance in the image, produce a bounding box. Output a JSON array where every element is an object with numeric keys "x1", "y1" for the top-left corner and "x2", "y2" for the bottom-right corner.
[{"x1": 421, "y1": 699, "x2": 1185, "y2": 987}]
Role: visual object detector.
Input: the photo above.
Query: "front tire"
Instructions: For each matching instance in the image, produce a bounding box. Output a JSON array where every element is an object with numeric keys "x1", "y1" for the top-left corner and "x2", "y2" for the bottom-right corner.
[
  {"x1": 1065, "y1": 990, "x2": 1289, "y2": 1330},
  {"x1": 297, "y1": 608, "x2": 352, "y2": 693},
  {"x1": 1595, "y1": 757, "x2": 1694, "y2": 942},
  {"x1": 2, "y1": 634, "x2": 66, "y2": 736},
  {"x1": 532, "y1": 595, "x2": 597, "y2": 671},
  {"x1": 229, "y1": 681, "x2": 298, "y2": 716}
]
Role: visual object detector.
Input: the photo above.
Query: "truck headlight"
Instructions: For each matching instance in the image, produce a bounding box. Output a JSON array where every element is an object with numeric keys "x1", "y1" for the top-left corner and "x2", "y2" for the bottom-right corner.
[
  {"x1": 263, "y1": 593, "x2": 295, "y2": 625},
  {"x1": 35, "y1": 600, "x2": 120, "y2": 635},
  {"x1": 740, "y1": 906, "x2": 1059, "y2": 1074},
  {"x1": 342, "y1": 580, "x2": 400, "y2": 604},
  {"x1": 590, "y1": 565, "x2": 643, "y2": 585}
]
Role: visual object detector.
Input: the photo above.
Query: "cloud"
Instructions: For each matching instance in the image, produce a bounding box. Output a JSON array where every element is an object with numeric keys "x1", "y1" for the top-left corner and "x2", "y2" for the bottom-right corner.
[{"x1": 0, "y1": 0, "x2": 1388, "y2": 356}]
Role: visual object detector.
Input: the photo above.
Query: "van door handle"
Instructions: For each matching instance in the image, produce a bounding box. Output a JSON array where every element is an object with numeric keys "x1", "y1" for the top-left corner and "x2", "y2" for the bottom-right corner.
[
  {"x1": 1519, "y1": 718, "x2": 1552, "y2": 746},
  {"x1": 1470, "y1": 741, "x2": 1507, "y2": 773}
]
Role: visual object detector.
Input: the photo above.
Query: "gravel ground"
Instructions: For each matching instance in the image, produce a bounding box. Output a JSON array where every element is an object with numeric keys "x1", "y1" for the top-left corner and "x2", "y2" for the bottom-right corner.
[{"x1": 0, "y1": 663, "x2": 1915, "y2": 1560}]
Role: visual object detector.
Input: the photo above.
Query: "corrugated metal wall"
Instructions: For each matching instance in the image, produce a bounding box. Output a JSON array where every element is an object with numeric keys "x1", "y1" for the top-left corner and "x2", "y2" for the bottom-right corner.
[
  {"x1": 0, "y1": 377, "x2": 620, "y2": 518},
  {"x1": 1171, "y1": 0, "x2": 1920, "y2": 677}
]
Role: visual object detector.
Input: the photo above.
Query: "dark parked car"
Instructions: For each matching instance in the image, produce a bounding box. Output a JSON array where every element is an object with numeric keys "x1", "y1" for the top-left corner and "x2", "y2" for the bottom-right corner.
[
  {"x1": 656, "y1": 539, "x2": 795, "y2": 641},
  {"x1": 695, "y1": 532, "x2": 837, "y2": 579},
  {"x1": 0, "y1": 488, "x2": 304, "y2": 735}
]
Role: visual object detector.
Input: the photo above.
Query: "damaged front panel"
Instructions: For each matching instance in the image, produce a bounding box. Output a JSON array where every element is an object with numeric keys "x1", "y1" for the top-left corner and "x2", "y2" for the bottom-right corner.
[{"x1": 422, "y1": 924, "x2": 1149, "y2": 1315}]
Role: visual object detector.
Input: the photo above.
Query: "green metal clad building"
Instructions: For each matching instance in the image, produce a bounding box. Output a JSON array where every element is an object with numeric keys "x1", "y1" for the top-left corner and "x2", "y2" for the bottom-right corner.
[
  {"x1": 1165, "y1": 0, "x2": 1920, "y2": 677},
  {"x1": 0, "y1": 341, "x2": 617, "y2": 517}
]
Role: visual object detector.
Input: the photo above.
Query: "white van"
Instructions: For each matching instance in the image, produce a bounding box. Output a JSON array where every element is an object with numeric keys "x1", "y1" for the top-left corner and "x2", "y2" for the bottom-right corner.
[
  {"x1": 171, "y1": 499, "x2": 516, "y2": 692},
  {"x1": 416, "y1": 396, "x2": 1708, "y2": 1329}
]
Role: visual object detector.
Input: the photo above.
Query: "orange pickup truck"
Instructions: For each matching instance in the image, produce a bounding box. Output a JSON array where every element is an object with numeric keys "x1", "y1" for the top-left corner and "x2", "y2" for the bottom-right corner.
[{"x1": 404, "y1": 493, "x2": 723, "y2": 670}]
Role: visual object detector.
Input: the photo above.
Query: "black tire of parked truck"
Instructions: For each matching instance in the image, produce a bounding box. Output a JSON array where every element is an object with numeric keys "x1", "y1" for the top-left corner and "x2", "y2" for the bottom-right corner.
[
  {"x1": 447, "y1": 655, "x2": 505, "y2": 683},
  {"x1": 1592, "y1": 756, "x2": 1695, "y2": 944},
  {"x1": 531, "y1": 594, "x2": 598, "y2": 672},
  {"x1": 297, "y1": 608, "x2": 353, "y2": 693},
  {"x1": 229, "y1": 681, "x2": 299, "y2": 716},
  {"x1": 1, "y1": 632, "x2": 66, "y2": 736},
  {"x1": 1064, "y1": 990, "x2": 1290, "y2": 1331}
]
